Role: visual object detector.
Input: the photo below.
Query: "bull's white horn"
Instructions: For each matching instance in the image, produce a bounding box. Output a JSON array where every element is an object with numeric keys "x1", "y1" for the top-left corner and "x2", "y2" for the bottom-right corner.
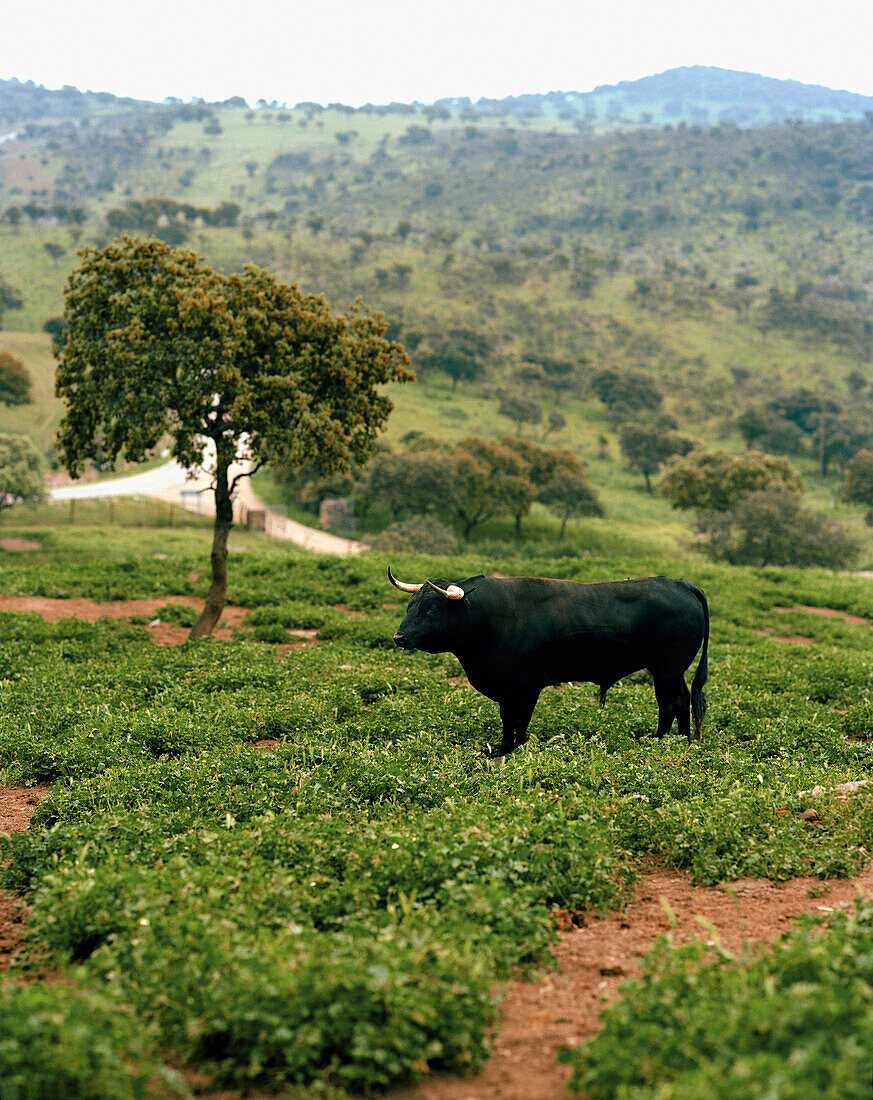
[
  {"x1": 387, "y1": 566, "x2": 423, "y2": 593},
  {"x1": 427, "y1": 580, "x2": 465, "y2": 600}
]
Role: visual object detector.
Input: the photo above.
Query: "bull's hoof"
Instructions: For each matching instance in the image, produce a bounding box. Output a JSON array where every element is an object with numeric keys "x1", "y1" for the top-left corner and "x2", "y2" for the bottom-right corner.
[{"x1": 485, "y1": 742, "x2": 515, "y2": 760}]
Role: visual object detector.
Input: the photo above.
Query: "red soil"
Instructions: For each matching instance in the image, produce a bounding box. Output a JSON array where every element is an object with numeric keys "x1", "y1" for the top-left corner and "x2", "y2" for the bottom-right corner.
[{"x1": 0, "y1": 785, "x2": 49, "y2": 973}]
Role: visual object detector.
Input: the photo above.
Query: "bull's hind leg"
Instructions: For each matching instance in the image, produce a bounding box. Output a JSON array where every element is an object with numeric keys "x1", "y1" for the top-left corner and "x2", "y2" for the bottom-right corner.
[{"x1": 653, "y1": 673, "x2": 691, "y2": 741}]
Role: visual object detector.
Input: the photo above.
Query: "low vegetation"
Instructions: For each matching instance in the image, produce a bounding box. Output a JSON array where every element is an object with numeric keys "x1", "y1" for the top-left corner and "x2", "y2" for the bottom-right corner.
[
  {"x1": 0, "y1": 526, "x2": 872, "y2": 1094},
  {"x1": 563, "y1": 902, "x2": 873, "y2": 1098}
]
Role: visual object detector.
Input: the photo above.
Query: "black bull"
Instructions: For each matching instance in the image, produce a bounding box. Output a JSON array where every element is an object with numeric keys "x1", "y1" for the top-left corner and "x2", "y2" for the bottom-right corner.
[{"x1": 390, "y1": 570, "x2": 709, "y2": 757}]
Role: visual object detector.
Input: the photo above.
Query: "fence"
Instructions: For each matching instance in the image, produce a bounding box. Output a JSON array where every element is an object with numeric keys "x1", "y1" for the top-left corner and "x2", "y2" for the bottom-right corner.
[{"x1": 6, "y1": 497, "x2": 214, "y2": 529}]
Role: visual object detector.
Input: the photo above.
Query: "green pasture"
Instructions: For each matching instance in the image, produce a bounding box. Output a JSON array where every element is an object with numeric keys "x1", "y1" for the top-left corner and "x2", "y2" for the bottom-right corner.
[{"x1": 0, "y1": 525, "x2": 872, "y2": 1095}]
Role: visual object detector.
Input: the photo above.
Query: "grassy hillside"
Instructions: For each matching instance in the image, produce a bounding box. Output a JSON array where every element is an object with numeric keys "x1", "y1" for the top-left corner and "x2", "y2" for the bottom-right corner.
[{"x1": 2, "y1": 75, "x2": 873, "y2": 563}]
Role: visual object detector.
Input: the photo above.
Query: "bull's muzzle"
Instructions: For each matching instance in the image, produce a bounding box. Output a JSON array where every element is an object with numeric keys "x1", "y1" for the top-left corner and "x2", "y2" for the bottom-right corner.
[{"x1": 393, "y1": 632, "x2": 411, "y2": 650}]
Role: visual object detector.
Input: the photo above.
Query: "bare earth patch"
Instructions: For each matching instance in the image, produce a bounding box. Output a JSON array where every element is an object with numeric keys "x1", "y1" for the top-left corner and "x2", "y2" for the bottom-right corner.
[
  {"x1": 0, "y1": 785, "x2": 49, "y2": 973},
  {"x1": 0, "y1": 595, "x2": 248, "y2": 645},
  {"x1": 0, "y1": 539, "x2": 42, "y2": 552},
  {"x1": 389, "y1": 864, "x2": 873, "y2": 1100}
]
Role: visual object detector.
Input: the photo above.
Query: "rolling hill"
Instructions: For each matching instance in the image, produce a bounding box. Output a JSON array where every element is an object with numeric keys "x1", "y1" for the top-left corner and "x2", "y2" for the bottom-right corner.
[{"x1": 2, "y1": 67, "x2": 873, "y2": 560}]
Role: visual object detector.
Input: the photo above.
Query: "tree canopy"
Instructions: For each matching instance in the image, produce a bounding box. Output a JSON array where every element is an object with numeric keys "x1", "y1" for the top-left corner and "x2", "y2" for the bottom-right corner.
[
  {"x1": 55, "y1": 236, "x2": 412, "y2": 636},
  {"x1": 618, "y1": 420, "x2": 695, "y2": 492},
  {"x1": 660, "y1": 449, "x2": 803, "y2": 512},
  {"x1": 0, "y1": 432, "x2": 44, "y2": 510},
  {"x1": 840, "y1": 449, "x2": 873, "y2": 507}
]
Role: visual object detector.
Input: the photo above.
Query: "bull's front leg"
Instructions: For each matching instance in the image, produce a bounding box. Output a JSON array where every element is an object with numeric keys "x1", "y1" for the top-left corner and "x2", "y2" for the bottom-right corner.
[{"x1": 487, "y1": 693, "x2": 539, "y2": 758}]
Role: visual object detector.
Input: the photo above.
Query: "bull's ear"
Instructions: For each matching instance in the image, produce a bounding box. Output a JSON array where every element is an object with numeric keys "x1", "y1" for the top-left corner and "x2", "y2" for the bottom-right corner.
[{"x1": 426, "y1": 580, "x2": 465, "y2": 600}]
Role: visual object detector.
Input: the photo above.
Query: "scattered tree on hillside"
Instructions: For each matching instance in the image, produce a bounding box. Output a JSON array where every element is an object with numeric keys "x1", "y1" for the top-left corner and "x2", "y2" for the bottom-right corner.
[
  {"x1": 498, "y1": 393, "x2": 543, "y2": 435},
  {"x1": 55, "y1": 236, "x2": 412, "y2": 638},
  {"x1": 539, "y1": 467, "x2": 603, "y2": 538},
  {"x1": 458, "y1": 436, "x2": 535, "y2": 538},
  {"x1": 839, "y1": 449, "x2": 873, "y2": 508},
  {"x1": 736, "y1": 404, "x2": 804, "y2": 455},
  {"x1": 0, "y1": 276, "x2": 23, "y2": 329},
  {"x1": 660, "y1": 449, "x2": 803, "y2": 512},
  {"x1": 415, "y1": 327, "x2": 490, "y2": 390},
  {"x1": 542, "y1": 409, "x2": 566, "y2": 439},
  {"x1": 43, "y1": 317, "x2": 68, "y2": 352},
  {"x1": 618, "y1": 420, "x2": 695, "y2": 492},
  {"x1": 590, "y1": 369, "x2": 663, "y2": 424},
  {"x1": 0, "y1": 352, "x2": 32, "y2": 406},
  {"x1": 0, "y1": 432, "x2": 44, "y2": 512}
]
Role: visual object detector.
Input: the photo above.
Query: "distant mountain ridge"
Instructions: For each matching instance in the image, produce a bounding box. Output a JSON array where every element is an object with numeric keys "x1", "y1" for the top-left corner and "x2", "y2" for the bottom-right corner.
[
  {"x1": 3, "y1": 65, "x2": 873, "y2": 130},
  {"x1": 469, "y1": 66, "x2": 873, "y2": 127},
  {"x1": 601, "y1": 66, "x2": 873, "y2": 111}
]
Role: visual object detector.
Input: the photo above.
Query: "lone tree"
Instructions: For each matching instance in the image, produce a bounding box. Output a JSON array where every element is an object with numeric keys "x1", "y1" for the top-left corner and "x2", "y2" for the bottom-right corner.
[
  {"x1": 0, "y1": 433, "x2": 44, "y2": 514},
  {"x1": 55, "y1": 236, "x2": 412, "y2": 638},
  {"x1": 498, "y1": 392, "x2": 543, "y2": 436}
]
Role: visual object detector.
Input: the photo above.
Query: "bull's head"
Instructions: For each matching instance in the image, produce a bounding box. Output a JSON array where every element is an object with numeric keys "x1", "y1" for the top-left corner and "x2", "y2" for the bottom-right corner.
[{"x1": 389, "y1": 566, "x2": 466, "y2": 653}]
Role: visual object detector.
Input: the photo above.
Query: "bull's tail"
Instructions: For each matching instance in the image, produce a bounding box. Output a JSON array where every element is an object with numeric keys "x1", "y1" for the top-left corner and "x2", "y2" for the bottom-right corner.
[{"x1": 683, "y1": 581, "x2": 710, "y2": 741}]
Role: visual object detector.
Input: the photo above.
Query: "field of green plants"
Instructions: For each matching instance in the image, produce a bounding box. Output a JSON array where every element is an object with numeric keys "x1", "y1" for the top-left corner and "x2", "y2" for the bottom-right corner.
[{"x1": 1, "y1": 524, "x2": 873, "y2": 1097}]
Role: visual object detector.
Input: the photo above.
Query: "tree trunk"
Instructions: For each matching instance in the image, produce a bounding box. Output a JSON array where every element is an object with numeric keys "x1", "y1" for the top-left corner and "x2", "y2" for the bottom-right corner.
[
  {"x1": 559, "y1": 515, "x2": 568, "y2": 540},
  {"x1": 188, "y1": 463, "x2": 233, "y2": 640},
  {"x1": 643, "y1": 470, "x2": 652, "y2": 493}
]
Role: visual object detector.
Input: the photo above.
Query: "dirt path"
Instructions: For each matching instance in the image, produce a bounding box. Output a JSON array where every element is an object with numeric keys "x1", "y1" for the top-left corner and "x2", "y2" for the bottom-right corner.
[
  {"x1": 0, "y1": 785, "x2": 49, "y2": 972},
  {"x1": 389, "y1": 865, "x2": 873, "y2": 1100}
]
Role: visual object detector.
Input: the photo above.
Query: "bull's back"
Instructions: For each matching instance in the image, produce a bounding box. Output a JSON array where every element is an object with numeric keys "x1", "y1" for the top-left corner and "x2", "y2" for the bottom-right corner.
[{"x1": 475, "y1": 576, "x2": 705, "y2": 687}]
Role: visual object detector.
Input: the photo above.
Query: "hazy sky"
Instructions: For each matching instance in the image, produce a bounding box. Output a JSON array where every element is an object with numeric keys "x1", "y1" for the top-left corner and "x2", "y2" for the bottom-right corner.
[{"x1": 5, "y1": 0, "x2": 873, "y2": 106}]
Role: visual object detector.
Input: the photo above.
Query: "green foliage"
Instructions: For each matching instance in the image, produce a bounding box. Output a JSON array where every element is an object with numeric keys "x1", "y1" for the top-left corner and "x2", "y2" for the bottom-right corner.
[
  {"x1": 0, "y1": 431, "x2": 44, "y2": 509},
  {"x1": 563, "y1": 901, "x2": 873, "y2": 1099},
  {"x1": 840, "y1": 448, "x2": 873, "y2": 507},
  {"x1": 0, "y1": 272, "x2": 24, "y2": 327},
  {"x1": 371, "y1": 515, "x2": 458, "y2": 554},
  {"x1": 618, "y1": 420, "x2": 695, "y2": 491},
  {"x1": 413, "y1": 327, "x2": 490, "y2": 389},
  {"x1": 498, "y1": 392, "x2": 543, "y2": 434},
  {"x1": 2, "y1": 532, "x2": 873, "y2": 1091},
  {"x1": 590, "y1": 369, "x2": 663, "y2": 425},
  {"x1": 538, "y1": 467, "x2": 604, "y2": 536},
  {"x1": 0, "y1": 350, "x2": 32, "y2": 405},
  {"x1": 55, "y1": 236, "x2": 413, "y2": 478},
  {"x1": 0, "y1": 983, "x2": 183, "y2": 1099},
  {"x1": 698, "y1": 489, "x2": 859, "y2": 567},
  {"x1": 661, "y1": 450, "x2": 804, "y2": 511}
]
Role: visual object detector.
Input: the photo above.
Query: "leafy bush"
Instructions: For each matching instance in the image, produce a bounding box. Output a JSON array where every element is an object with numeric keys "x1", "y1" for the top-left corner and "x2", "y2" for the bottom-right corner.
[
  {"x1": 371, "y1": 516, "x2": 458, "y2": 554},
  {"x1": 4, "y1": 535, "x2": 873, "y2": 1093},
  {"x1": 0, "y1": 983, "x2": 182, "y2": 1099},
  {"x1": 697, "y1": 490, "x2": 859, "y2": 567}
]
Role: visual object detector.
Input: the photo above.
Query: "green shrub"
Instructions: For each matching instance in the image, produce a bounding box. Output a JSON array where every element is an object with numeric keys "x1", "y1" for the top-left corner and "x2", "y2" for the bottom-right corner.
[
  {"x1": 697, "y1": 490, "x2": 859, "y2": 567},
  {"x1": 0, "y1": 983, "x2": 183, "y2": 1099}
]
